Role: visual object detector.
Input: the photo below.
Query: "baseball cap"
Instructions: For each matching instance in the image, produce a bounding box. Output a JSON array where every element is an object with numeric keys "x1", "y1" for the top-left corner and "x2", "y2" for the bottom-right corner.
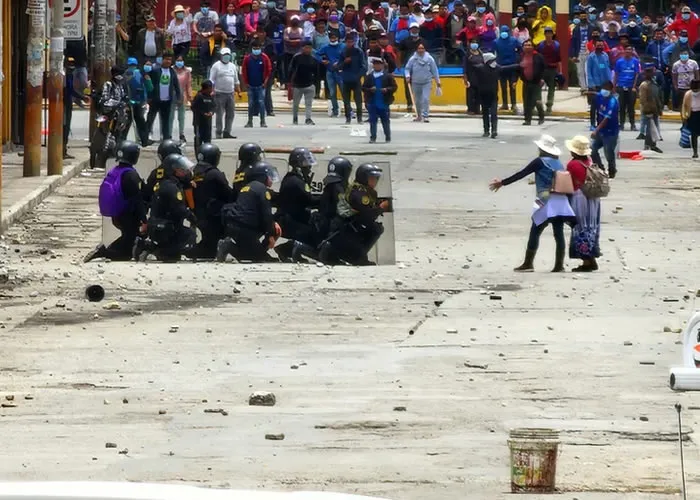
[
  {"x1": 682, "y1": 6, "x2": 692, "y2": 12},
  {"x1": 364, "y1": 7, "x2": 374, "y2": 14},
  {"x1": 409, "y1": 21, "x2": 419, "y2": 28},
  {"x1": 127, "y1": 57, "x2": 138, "y2": 66},
  {"x1": 544, "y1": 26, "x2": 553, "y2": 32},
  {"x1": 145, "y1": 13, "x2": 155, "y2": 21},
  {"x1": 220, "y1": 47, "x2": 232, "y2": 55},
  {"x1": 681, "y1": 29, "x2": 689, "y2": 35},
  {"x1": 431, "y1": 5, "x2": 439, "y2": 12}
]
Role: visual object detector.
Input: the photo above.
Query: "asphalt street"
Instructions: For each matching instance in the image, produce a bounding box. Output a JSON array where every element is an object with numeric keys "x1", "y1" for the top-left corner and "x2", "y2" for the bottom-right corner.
[{"x1": 2, "y1": 111, "x2": 700, "y2": 500}]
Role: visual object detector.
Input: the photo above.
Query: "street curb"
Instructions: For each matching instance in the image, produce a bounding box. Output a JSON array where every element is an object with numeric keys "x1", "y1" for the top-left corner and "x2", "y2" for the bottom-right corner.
[{"x1": 0, "y1": 160, "x2": 88, "y2": 234}]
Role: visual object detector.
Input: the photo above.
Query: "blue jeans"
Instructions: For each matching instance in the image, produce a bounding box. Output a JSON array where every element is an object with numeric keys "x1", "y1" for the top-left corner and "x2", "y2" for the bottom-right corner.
[
  {"x1": 326, "y1": 71, "x2": 340, "y2": 115},
  {"x1": 591, "y1": 134, "x2": 618, "y2": 173},
  {"x1": 247, "y1": 86, "x2": 266, "y2": 122},
  {"x1": 639, "y1": 114, "x2": 660, "y2": 137},
  {"x1": 367, "y1": 104, "x2": 390, "y2": 141}
]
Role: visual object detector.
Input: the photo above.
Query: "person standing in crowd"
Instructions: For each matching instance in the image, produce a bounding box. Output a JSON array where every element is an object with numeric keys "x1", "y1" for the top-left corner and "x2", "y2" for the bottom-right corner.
[
  {"x1": 524, "y1": 0, "x2": 539, "y2": 25},
  {"x1": 609, "y1": 30, "x2": 637, "y2": 68},
  {"x1": 667, "y1": 5, "x2": 700, "y2": 46},
  {"x1": 290, "y1": 41, "x2": 318, "y2": 125},
  {"x1": 647, "y1": 28, "x2": 671, "y2": 105},
  {"x1": 245, "y1": 0, "x2": 267, "y2": 39},
  {"x1": 520, "y1": 39, "x2": 546, "y2": 126},
  {"x1": 591, "y1": 81, "x2": 620, "y2": 178},
  {"x1": 420, "y1": 6, "x2": 444, "y2": 60},
  {"x1": 564, "y1": 135, "x2": 601, "y2": 273},
  {"x1": 209, "y1": 47, "x2": 240, "y2": 138},
  {"x1": 135, "y1": 14, "x2": 166, "y2": 64},
  {"x1": 125, "y1": 57, "x2": 151, "y2": 147},
  {"x1": 242, "y1": 41, "x2": 273, "y2": 128},
  {"x1": 570, "y1": 7, "x2": 594, "y2": 91},
  {"x1": 603, "y1": 22, "x2": 621, "y2": 49},
  {"x1": 193, "y1": 1, "x2": 220, "y2": 40},
  {"x1": 586, "y1": 27, "x2": 609, "y2": 53},
  {"x1": 672, "y1": 49, "x2": 699, "y2": 112},
  {"x1": 511, "y1": 4, "x2": 525, "y2": 27},
  {"x1": 343, "y1": 4, "x2": 362, "y2": 36},
  {"x1": 173, "y1": 55, "x2": 192, "y2": 143},
  {"x1": 664, "y1": 29, "x2": 694, "y2": 109},
  {"x1": 398, "y1": 22, "x2": 423, "y2": 114},
  {"x1": 444, "y1": 1, "x2": 466, "y2": 64},
  {"x1": 405, "y1": 42, "x2": 440, "y2": 122},
  {"x1": 168, "y1": 5, "x2": 194, "y2": 59},
  {"x1": 283, "y1": 15, "x2": 304, "y2": 89},
  {"x1": 150, "y1": 52, "x2": 180, "y2": 141},
  {"x1": 537, "y1": 26, "x2": 560, "y2": 114},
  {"x1": 316, "y1": 30, "x2": 344, "y2": 117},
  {"x1": 389, "y1": 2, "x2": 412, "y2": 44},
  {"x1": 531, "y1": 5, "x2": 556, "y2": 45},
  {"x1": 512, "y1": 15, "x2": 530, "y2": 43},
  {"x1": 463, "y1": 37, "x2": 484, "y2": 115},
  {"x1": 479, "y1": 13, "x2": 498, "y2": 53},
  {"x1": 681, "y1": 79, "x2": 700, "y2": 158},
  {"x1": 613, "y1": 44, "x2": 641, "y2": 131},
  {"x1": 364, "y1": 57, "x2": 397, "y2": 143},
  {"x1": 409, "y1": 1, "x2": 425, "y2": 26},
  {"x1": 312, "y1": 18, "x2": 331, "y2": 100},
  {"x1": 586, "y1": 39, "x2": 612, "y2": 130},
  {"x1": 489, "y1": 135, "x2": 576, "y2": 273},
  {"x1": 495, "y1": 25, "x2": 520, "y2": 112},
  {"x1": 327, "y1": 11, "x2": 347, "y2": 39},
  {"x1": 475, "y1": 52, "x2": 502, "y2": 138},
  {"x1": 64, "y1": 57, "x2": 90, "y2": 159},
  {"x1": 638, "y1": 63, "x2": 664, "y2": 153},
  {"x1": 220, "y1": 2, "x2": 240, "y2": 50},
  {"x1": 192, "y1": 79, "x2": 216, "y2": 151},
  {"x1": 340, "y1": 33, "x2": 367, "y2": 124},
  {"x1": 255, "y1": 25, "x2": 277, "y2": 117},
  {"x1": 199, "y1": 24, "x2": 228, "y2": 77},
  {"x1": 194, "y1": 1, "x2": 221, "y2": 75}
]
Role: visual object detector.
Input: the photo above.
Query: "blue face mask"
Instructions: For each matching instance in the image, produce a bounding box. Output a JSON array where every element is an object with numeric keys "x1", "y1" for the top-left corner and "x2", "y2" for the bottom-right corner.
[
  {"x1": 486, "y1": 20, "x2": 493, "y2": 26},
  {"x1": 222, "y1": 55, "x2": 231, "y2": 63},
  {"x1": 477, "y1": 6, "x2": 486, "y2": 13},
  {"x1": 143, "y1": 65, "x2": 152, "y2": 73},
  {"x1": 330, "y1": 40, "x2": 339, "y2": 45},
  {"x1": 307, "y1": 7, "x2": 315, "y2": 13},
  {"x1": 176, "y1": 12, "x2": 184, "y2": 19},
  {"x1": 681, "y1": 54, "x2": 690, "y2": 61},
  {"x1": 470, "y1": 42, "x2": 479, "y2": 50},
  {"x1": 156, "y1": 56, "x2": 163, "y2": 65},
  {"x1": 268, "y1": 1, "x2": 276, "y2": 8},
  {"x1": 252, "y1": 48, "x2": 262, "y2": 55},
  {"x1": 500, "y1": 31, "x2": 508, "y2": 39},
  {"x1": 600, "y1": 88, "x2": 611, "y2": 97},
  {"x1": 615, "y1": 5, "x2": 622, "y2": 11},
  {"x1": 201, "y1": 7, "x2": 209, "y2": 14},
  {"x1": 410, "y1": 31, "x2": 419, "y2": 37},
  {"x1": 683, "y1": 13, "x2": 691, "y2": 20},
  {"x1": 175, "y1": 60, "x2": 184, "y2": 68},
  {"x1": 516, "y1": 11, "x2": 524, "y2": 17},
  {"x1": 573, "y1": 17, "x2": 581, "y2": 24},
  {"x1": 588, "y1": 14, "x2": 596, "y2": 22},
  {"x1": 381, "y1": 1, "x2": 389, "y2": 7},
  {"x1": 681, "y1": 36, "x2": 689, "y2": 43}
]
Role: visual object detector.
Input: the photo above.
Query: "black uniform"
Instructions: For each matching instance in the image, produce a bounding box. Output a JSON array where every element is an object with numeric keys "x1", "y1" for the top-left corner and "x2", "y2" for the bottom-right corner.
[
  {"x1": 220, "y1": 180, "x2": 276, "y2": 261},
  {"x1": 146, "y1": 179, "x2": 197, "y2": 261},
  {"x1": 192, "y1": 90, "x2": 215, "y2": 150},
  {"x1": 190, "y1": 162, "x2": 233, "y2": 259},
  {"x1": 276, "y1": 171, "x2": 321, "y2": 244}
]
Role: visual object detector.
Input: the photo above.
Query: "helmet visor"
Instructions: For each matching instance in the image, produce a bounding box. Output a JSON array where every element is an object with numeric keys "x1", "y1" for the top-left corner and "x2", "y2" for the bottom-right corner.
[
  {"x1": 266, "y1": 166, "x2": 281, "y2": 183},
  {"x1": 179, "y1": 156, "x2": 196, "y2": 171},
  {"x1": 300, "y1": 150, "x2": 318, "y2": 168}
]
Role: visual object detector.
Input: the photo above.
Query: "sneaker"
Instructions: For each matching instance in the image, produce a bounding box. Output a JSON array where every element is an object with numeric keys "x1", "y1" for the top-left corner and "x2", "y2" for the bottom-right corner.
[
  {"x1": 260, "y1": 121, "x2": 268, "y2": 128},
  {"x1": 305, "y1": 119, "x2": 315, "y2": 125},
  {"x1": 482, "y1": 131, "x2": 489, "y2": 137},
  {"x1": 413, "y1": 117, "x2": 422, "y2": 122},
  {"x1": 635, "y1": 133, "x2": 645, "y2": 140},
  {"x1": 223, "y1": 132, "x2": 236, "y2": 139},
  {"x1": 423, "y1": 118, "x2": 430, "y2": 123},
  {"x1": 369, "y1": 138, "x2": 377, "y2": 144},
  {"x1": 651, "y1": 146, "x2": 663, "y2": 153},
  {"x1": 179, "y1": 134, "x2": 186, "y2": 143},
  {"x1": 693, "y1": 153, "x2": 698, "y2": 159},
  {"x1": 500, "y1": 105, "x2": 509, "y2": 111},
  {"x1": 631, "y1": 125, "x2": 638, "y2": 132},
  {"x1": 491, "y1": 132, "x2": 498, "y2": 139},
  {"x1": 589, "y1": 125, "x2": 596, "y2": 131},
  {"x1": 385, "y1": 138, "x2": 391, "y2": 143},
  {"x1": 522, "y1": 121, "x2": 531, "y2": 126},
  {"x1": 545, "y1": 106, "x2": 553, "y2": 115},
  {"x1": 293, "y1": 118, "x2": 299, "y2": 125},
  {"x1": 132, "y1": 237, "x2": 146, "y2": 262},
  {"x1": 244, "y1": 121, "x2": 253, "y2": 128},
  {"x1": 609, "y1": 168, "x2": 617, "y2": 179},
  {"x1": 216, "y1": 237, "x2": 233, "y2": 263},
  {"x1": 537, "y1": 118, "x2": 545, "y2": 125}
]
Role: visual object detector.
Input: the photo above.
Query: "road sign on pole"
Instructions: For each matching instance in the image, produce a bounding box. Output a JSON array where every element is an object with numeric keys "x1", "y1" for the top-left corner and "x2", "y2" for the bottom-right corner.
[{"x1": 48, "y1": 0, "x2": 83, "y2": 39}]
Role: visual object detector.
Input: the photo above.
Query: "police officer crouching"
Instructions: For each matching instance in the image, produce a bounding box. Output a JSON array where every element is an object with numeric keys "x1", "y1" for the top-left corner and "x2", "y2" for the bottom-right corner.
[
  {"x1": 232, "y1": 142, "x2": 265, "y2": 199},
  {"x1": 319, "y1": 163, "x2": 390, "y2": 266},
  {"x1": 274, "y1": 147, "x2": 322, "y2": 262},
  {"x1": 143, "y1": 139, "x2": 183, "y2": 207},
  {"x1": 133, "y1": 154, "x2": 197, "y2": 262},
  {"x1": 189, "y1": 143, "x2": 233, "y2": 260},
  {"x1": 87, "y1": 140, "x2": 146, "y2": 262},
  {"x1": 217, "y1": 161, "x2": 281, "y2": 263}
]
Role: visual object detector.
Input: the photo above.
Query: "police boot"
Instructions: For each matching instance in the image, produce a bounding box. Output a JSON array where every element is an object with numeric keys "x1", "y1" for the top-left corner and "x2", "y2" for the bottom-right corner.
[
  {"x1": 291, "y1": 241, "x2": 316, "y2": 263},
  {"x1": 318, "y1": 241, "x2": 340, "y2": 265},
  {"x1": 84, "y1": 244, "x2": 107, "y2": 263},
  {"x1": 551, "y1": 247, "x2": 565, "y2": 273},
  {"x1": 274, "y1": 241, "x2": 295, "y2": 262},
  {"x1": 514, "y1": 249, "x2": 536, "y2": 272},
  {"x1": 216, "y1": 237, "x2": 235, "y2": 263},
  {"x1": 132, "y1": 237, "x2": 148, "y2": 262}
]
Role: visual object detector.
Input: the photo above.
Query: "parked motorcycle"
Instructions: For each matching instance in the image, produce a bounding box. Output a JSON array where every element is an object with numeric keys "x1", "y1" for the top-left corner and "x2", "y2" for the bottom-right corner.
[{"x1": 90, "y1": 98, "x2": 132, "y2": 170}]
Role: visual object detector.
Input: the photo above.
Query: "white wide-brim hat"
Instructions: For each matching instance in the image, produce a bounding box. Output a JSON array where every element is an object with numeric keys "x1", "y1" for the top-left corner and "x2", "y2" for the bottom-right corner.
[
  {"x1": 565, "y1": 135, "x2": 592, "y2": 156},
  {"x1": 534, "y1": 134, "x2": 561, "y2": 156}
]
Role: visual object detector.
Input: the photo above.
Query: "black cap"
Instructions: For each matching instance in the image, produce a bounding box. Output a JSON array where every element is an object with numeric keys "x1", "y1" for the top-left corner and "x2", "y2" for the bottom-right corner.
[{"x1": 681, "y1": 29, "x2": 689, "y2": 35}]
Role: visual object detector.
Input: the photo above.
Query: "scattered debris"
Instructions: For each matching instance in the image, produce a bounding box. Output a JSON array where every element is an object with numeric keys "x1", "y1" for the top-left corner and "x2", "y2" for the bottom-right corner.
[
  {"x1": 169, "y1": 325, "x2": 180, "y2": 333},
  {"x1": 393, "y1": 406, "x2": 407, "y2": 412},
  {"x1": 265, "y1": 433, "x2": 285, "y2": 441},
  {"x1": 204, "y1": 408, "x2": 228, "y2": 416},
  {"x1": 464, "y1": 362, "x2": 488, "y2": 370},
  {"x1": 105, "y1": 442, "x2": 117, "y2": 448},
  {"x1": 103, "y1": 301, "x2": 121, "y2": 310},
  {"x1": 249, "y1": 391, "x2": 276, "y2": 407}
]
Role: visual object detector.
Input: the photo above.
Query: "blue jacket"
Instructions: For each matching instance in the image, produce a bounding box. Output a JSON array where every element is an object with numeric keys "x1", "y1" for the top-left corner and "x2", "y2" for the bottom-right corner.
[
  {"x1": 647, "y1": 39, "x2": 671, "y2": 69},
  {"x1": 338, "y1": 46, "x2": 367, "y2": 82},
  {"x1": 586, "y1": 51, "x2": 612, "y2": 88},
  {"x1": 569, "y1": 24, "x2": 593, "y2": 57},
  {"x1": 126, "y1": 68, "x2": 148, "y2": 103},
  {"x1": 495, "y1": 28, "x2": 520, "y2": 65},
  {"x1": 315, "y1": 43, "x2": 344, "y2": 73}
]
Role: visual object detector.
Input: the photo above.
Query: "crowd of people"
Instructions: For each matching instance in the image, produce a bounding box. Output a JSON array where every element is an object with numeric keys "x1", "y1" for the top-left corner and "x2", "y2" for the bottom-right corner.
[{"x1": 88, "y1": 140, "x2": 391, "y2": 265}]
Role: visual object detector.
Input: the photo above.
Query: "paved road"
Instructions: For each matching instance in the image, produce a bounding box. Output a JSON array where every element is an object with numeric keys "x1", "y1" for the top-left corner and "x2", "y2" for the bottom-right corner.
[{"x1": 1, "y1": 114, "x2": 699, "y2": 500}]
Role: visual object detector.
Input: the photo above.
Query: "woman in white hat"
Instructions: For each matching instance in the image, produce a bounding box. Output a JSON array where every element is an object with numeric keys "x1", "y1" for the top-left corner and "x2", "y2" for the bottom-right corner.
[
  {"x1": 565, "y1": 135, "x2": 601, "y2": 272},
  {"x1": 489, "y1": 134, "x2": 576, "y2": 272},
  {"x1": 167, "y1": 5, "x2": 194, "y2": 60}
]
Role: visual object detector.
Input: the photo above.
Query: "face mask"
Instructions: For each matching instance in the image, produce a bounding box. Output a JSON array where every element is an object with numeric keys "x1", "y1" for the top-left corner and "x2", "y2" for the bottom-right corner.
[
  {"x1": 373, "y1": 70, "x2": 383, "y2": 77},
  {"x1": 175, "y1": 61, "x2": 184, "y2": 68},
  {"x1": 683, "y1": 13, "x2": 691, "y2": 20},
  {"x1": 143, "y1": 65, "x2": 152, "y2": 73},
  {"x1": 156, "y1": 56, "x2": 163, "y2": 65},
  {"x1": 268, "y1": 1, "x2": 276, "y2": 7},
  {"x1": 681, "y1": 36, "x2": 689, "y2": 43},
  {"x1": 400, "y1": 14, "x2": 409, "y2": 18},
  {"x1": 573, "y1": 18, "x2": 580, "y2": 24},
  {"x1": 486, "y1": 20, "x2": 493, "y2": 26},
  {"x1": 589, "y1": 14, "x2": 596, "y2": 21},
  {"x1": 201, "y1": 7, "x2": 209, "y2": 14},
  {"x1": 629, "y1": 21, "x2": 636, "y2": 27},
  {"x1": 410, "y1": 31, "x2": 419, "y2": 37},
  {"x1": 477, "y1": 6, "x2": 486, "y2": 13},
  {"x1": 615, "y1": 5, "x2": 622, "y2": 11},
  {"x1": 500, "y1": 31, "x2": 508, "y2": 39},
  {"x1": 329, "y1": 15, "x2": 338, "y2": 21},
  {"x1": 470, "y1": 42, "x2": 479, "y2": 50},
  {"x1": 252, "y1": 48, "x2": 262, "y2": 55},
  {"x1": 176, "y1": 12, "x2": 184, "y2": 19},
  {"x1": 600, "y1": 88, "x2": 611, "y2": 97},
  {"x1": 425, "y1": 15, "x2": 433, "y2": 21},
  {"x1": 113, "y1": 75, "x2": 123, "y2": 83},
  {"x1": 222, "y1": 55, "x2": 231, "y2": 63},
  {"x1": 516, "y1": 12, "x2": 524, "y2": 17},
  {"x1": 330, "y1": 40, "x2": 339, "y2": 45},
  {"x1": 681, "y1": 54, "x2": 690, "y2": 61},
  {"x1": 307, "y1": 7, "x2": 315, "y2": 13}
]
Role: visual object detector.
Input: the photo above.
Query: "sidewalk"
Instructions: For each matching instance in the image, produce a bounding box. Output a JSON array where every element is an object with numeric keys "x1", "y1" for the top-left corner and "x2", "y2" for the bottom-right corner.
[{"x1": 1, "y1": 147, "x2": 90, "y2": 234}]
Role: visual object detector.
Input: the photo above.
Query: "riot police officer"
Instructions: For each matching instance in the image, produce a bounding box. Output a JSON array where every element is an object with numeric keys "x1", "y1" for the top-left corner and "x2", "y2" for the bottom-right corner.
[
  {"x1": 319, "y1": 163, "x2": 390, "y2": 266},
  {"x1": 86, "y1": 140, "x2": 146, "y2": 262},
  {"x1": 217, "y1": 161, "x2": 281, "y2": 263},
  {"x1": 190, "y1": 143, "x2": 233, "y2": 259},
  {"x1": 143, "y1": 139, "x2": 184, "y2": 207},
  {"x1": 134, "y1": 153, "x2": 197, "y2": 262},
  {"x1": 232, "y1": 142, "x2": 265, "y2": 197},
  {"x1": 274, "y1": 147, "x2": 321, "y2": 261}
]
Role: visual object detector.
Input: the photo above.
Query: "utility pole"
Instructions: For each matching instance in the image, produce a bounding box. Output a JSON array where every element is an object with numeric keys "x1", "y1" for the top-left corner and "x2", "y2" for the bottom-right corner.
[
  {"x1": 24, "y1": 0, "x2": 47, "y2": 177},
  {"x1": 48, "y1": 0, "x2": 65, "y2": 175},
  {"x1": 0, "y1": 0, "x2": 4, "y2": 229},
  {"x1": 90, "y1": 0, "x2": 116, "y2": 152}
]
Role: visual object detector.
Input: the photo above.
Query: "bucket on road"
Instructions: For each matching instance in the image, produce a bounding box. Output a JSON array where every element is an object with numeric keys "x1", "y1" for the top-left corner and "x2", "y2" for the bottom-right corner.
[{"x1": 508, "y1": 428, "x2": 560, "y2": 493}]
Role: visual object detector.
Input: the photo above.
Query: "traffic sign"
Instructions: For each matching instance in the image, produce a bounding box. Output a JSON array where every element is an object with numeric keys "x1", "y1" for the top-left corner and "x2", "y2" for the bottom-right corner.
[{"x1": 48, "y1": 0, "x2": 84, "y2": 40}]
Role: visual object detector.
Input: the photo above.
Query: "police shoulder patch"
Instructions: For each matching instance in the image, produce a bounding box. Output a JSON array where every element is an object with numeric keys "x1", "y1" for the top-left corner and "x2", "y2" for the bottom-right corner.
[
  {"x1": 156, "y1": 168, "x2": 164, "y2": 179},
  {"x1": 361, "y1": 195, "x2": 370, "y2": 205},
  {"x1": 176, "y1": 191, "x2": 183, "y2": 201},
  {"x1": 153, "y1": 182, "x2": 160, "y2": 191},
  {"x1": 241, "y1": 186, "x2": 251, "y2": 193},
  {"x1": 265, "y1": 191, "x2": 272, "y2": 200}
]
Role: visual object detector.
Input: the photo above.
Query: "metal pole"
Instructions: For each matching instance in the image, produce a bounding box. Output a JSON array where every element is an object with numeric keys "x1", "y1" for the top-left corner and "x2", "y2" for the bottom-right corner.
[
  {"x1": 90, "y1": 0, "x2": 111, "y2": 150},
  {"x1": 48, "y1": 0, "x2": 65, "y2": 175},
  {"x1": 0, "y1": 0, "x2": 4, "y2": 229},
  {"x1": 23, "y1": 0, "x2": 47, "y2": 177},
  {"x1": 675, "y1": 403, "x2": 688, "y2": 500}
]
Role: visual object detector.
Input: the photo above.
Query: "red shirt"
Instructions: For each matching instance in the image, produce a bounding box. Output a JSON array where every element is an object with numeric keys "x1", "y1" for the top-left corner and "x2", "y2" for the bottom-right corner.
[
  {"x1": 667, "y1": 17, "x2": 700, "y2": 46},
  {"x1": 586, "y1": 40, "x2": 610, "y2": 53},
  {"x1": 567, "y1": 158, "x2": 589, "y2": 191}
]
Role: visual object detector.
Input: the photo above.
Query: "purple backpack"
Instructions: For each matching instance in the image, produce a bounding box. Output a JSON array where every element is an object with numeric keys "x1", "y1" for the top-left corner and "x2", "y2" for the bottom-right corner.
[{"x1": 99, "y1": 165, "x2": 133, "y2": 217}]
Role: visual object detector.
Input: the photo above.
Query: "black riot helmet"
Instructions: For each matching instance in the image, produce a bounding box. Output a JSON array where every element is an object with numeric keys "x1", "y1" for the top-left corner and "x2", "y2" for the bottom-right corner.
[
  {"x1": 288, "y1": 147, "x2": 317, "y2": 182},
  {"x1": 162, "y1": 154, "x2": 195, "y2": 186},
  {"x1": 196, "y1": 143, "x2": 221, "y2": 167},
  {"x1": 325, "y1": 156, "x2": 353, "y2": 185},
  {"x1": 355, "y1": 163, "x2": 383, "y2": 185},
  {"x1": 157, "y1": 139, "x2": 183, "y2": 161},
  {"x1": 238, "y1": 143, "x2": 264, "y2": 168},
  {"x1": 116, "y1": 140, "x2": 141, "y2": 166},
  {"x1": 246, "y1": 161, "x2": 280, "y2": 187}
]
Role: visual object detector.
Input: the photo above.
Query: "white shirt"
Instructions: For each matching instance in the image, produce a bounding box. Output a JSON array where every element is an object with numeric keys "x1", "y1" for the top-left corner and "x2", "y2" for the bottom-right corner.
[
  {"x1": 209, "y1": 61, "x2": 239, "y2": 94},
  {"x1": 167, "y1": 16, "x2": 193, "y2": 45},
  {"x1": 144, "y1": 30, "x2": 157, "y2": 56},
  {"x1": 222, "y1": 13, "x2": 237, "y2": 36},
  {"x1": 159, "y1": 69, "x2": 172, "y2": 101}
]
